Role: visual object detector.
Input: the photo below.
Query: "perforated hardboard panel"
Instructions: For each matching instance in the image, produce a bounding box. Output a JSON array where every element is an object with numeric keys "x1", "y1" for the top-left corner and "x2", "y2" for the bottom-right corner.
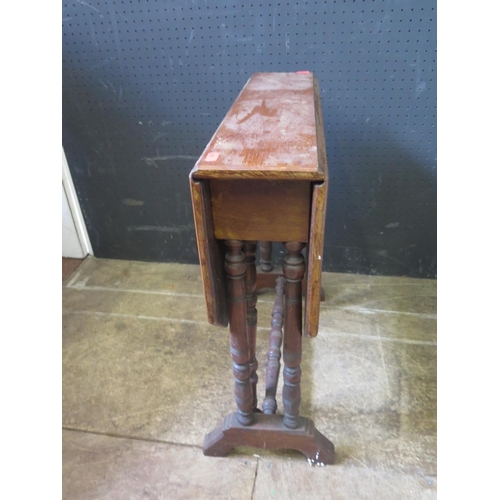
[{"x1": 63, "y1": 0, "x2": 436, "y2": 278}]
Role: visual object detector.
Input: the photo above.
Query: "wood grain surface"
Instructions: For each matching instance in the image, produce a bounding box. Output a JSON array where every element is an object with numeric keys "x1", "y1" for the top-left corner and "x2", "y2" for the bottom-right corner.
[
  {"x1": 191, "y1": 73, "x2": 326, "y2": 181},
  {"x1": 189, "y1": 177, "x2": 228, "y2": 327},
  {"x1": 304, "y1": 75, "x2": 329, "y2": 337},
  {"x1": 210, "y1": 179, "x2": 311, "y2": 242}
]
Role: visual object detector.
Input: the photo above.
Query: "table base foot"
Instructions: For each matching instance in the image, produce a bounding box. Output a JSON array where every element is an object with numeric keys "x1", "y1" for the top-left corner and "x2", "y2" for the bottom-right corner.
[{"x1": 203, "y1": 412, "x2": 335, "y2": 465}]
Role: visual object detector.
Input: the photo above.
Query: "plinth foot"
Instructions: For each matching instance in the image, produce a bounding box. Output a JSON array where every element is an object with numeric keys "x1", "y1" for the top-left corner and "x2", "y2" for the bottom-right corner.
[{"x1": 203, "y1": 412, "x2": 335, "y2": 465}]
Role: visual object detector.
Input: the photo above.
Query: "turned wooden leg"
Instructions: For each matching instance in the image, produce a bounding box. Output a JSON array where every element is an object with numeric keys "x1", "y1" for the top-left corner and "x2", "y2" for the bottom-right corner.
[
  {"x1": 243, "y1": 241, "x2": 259, "y2": 412},
  {"x1": 225, "y1": 240, "x2": 254, "y2": 426},
  {"x1": 204, "y1": 243, "x2": 335, "y2": 463},
  {"x1": 256, "y1": 241, "x2": 326, "y2": 301},
  {"x1": 282, "y1": 242, "x2": 306, "y2": 429},
  {"x1": 259, "y1": 241, "x2": 273, "y2": 272},
  {"x1": 262, "y1": 277, "x2": 285, "y2": 415}
]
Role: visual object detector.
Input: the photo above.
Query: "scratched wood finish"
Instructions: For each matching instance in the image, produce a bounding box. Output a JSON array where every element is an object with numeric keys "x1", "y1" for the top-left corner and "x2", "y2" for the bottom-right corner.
[
  {"x1": 210, "y1": 179, "x2": 311, "y2": 242},
  {"x1": 190, "y1": 73, "x2": 327, "y2": 181},
  {"x1": 189, "y1": 177, "x2": 228, "y2": 326}
]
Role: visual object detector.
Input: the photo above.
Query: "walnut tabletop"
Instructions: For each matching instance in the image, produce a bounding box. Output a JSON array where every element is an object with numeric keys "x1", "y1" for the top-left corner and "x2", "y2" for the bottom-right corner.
[{"x1": 190, "y1": 72, "x2": 327, "y2": 181}]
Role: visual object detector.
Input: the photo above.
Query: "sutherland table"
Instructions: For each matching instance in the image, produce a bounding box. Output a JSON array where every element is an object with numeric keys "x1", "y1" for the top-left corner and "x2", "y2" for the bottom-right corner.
[{"x1": 189, "y1": 72, "x2": 335, "y2": 465}]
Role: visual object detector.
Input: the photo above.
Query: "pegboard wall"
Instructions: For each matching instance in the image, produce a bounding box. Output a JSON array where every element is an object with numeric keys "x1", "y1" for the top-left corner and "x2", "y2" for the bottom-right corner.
[{"x1": 63, "y1": 0, "x2": 436, "y2": 278}]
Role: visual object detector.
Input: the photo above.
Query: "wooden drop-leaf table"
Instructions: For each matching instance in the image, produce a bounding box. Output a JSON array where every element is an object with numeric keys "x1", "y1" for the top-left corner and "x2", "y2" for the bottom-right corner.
[{"x1": 189, "y1": 72, "x2": 335, "y2": 465}]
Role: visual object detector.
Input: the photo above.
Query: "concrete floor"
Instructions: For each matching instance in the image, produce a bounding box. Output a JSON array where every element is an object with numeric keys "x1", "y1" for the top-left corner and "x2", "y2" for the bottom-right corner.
[{"x1": 62, "y1": 257, "x2": 437, "y2": 499}]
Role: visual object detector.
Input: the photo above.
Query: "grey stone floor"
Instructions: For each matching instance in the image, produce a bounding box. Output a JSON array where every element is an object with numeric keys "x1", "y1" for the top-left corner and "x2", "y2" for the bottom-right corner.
[{"x1": 62, "y1": 257, "x2": 437, "y2": 499}]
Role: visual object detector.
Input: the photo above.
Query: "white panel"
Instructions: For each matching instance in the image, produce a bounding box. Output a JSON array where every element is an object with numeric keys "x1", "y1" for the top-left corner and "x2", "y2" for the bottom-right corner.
[
  {"x1": 62, "y1": 183, "x2": 85, "y2": 258},
  {"x1": 62, "y1": 148, "x2": 93, "y2": 256}
]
